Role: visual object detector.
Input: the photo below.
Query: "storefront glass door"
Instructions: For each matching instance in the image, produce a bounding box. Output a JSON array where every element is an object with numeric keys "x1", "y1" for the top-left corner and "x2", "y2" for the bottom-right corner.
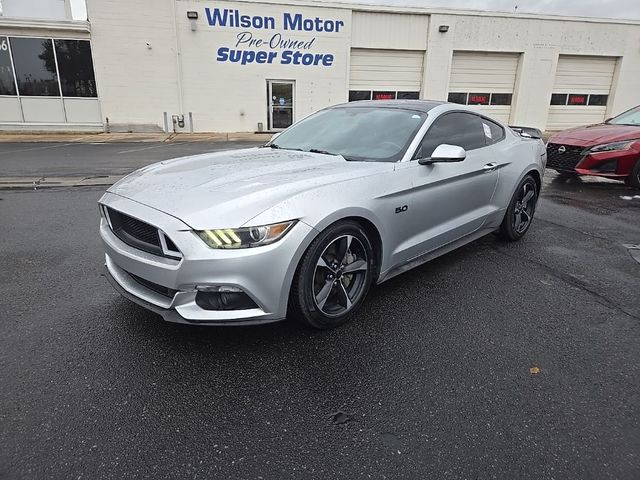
[{"x1": 267, "y1": 80, "x2": 294, "y2": 131}]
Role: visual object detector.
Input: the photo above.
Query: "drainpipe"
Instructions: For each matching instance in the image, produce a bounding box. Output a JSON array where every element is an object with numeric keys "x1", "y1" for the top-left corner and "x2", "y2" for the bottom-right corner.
[{"x1": 169, "y1": 0, "x2": 185, "y2": 123}]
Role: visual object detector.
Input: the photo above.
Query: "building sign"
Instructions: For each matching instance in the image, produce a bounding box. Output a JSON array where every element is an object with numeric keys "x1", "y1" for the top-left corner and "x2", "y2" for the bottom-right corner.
[{"x1": 205, "y1": 6, "x2": 343, "y2": 67}]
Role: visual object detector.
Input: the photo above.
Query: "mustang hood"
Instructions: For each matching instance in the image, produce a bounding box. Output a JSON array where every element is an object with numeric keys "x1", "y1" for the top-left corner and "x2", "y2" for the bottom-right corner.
[
  {"x1": 108, "y1": 148, "x2": 391, "y2": 229},
  {"x1": 550, "y1": 123, "x2": 640, "y2": 145}
]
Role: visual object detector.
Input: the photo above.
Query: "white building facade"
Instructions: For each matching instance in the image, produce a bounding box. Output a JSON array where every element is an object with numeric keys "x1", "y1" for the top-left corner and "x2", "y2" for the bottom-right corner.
[{"x1": 1, "y1": 0, "x2": 639, "y2": 132}]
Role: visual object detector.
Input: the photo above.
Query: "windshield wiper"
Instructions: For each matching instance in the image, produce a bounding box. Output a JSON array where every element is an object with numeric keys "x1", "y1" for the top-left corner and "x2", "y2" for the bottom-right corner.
[
  {"x1": 308, "y1": 148, "x2": 338, "y2": 155},
  {"x1": 261, "y1": 143, "x2": 305, "y2": 152},
  {"x1": 309, "y1": 149, "x2": 358, "y2": 161}
]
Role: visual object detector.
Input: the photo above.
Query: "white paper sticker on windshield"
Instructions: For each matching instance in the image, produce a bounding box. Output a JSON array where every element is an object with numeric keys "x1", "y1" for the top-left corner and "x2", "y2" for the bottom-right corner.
[{"x1": 483, "y1": 123, "x2": 492, "y2": 139}]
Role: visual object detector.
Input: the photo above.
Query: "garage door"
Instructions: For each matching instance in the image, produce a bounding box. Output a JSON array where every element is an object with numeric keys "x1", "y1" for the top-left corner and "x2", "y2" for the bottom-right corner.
[
  {"x1": 447, "y1": 51, "x2": 520, "y2": 123},
  {"x1": 348, "y1": 48, "x2": 424, "y2": 101},
  {"x1": 546, "y1": 55, "x2": 617, "y2": 130}
]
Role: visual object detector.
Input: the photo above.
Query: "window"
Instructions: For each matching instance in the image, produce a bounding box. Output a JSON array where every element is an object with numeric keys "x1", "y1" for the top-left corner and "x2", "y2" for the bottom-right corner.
[
  {"x1": 550, "y1": 93, "x2": 567, "y2": 105},
  {"x1": 414, "y1": 112, "x2": 486, "y2": 159},
  {"x1": 490, "y1": 93, "x2": 512, "y2": 106},
  {"x1": 567, "y1": 94, "x2": 588, "y2": 106},
  {"x1": 348, "y1": 91, "x2": 420, "y2": 102},
  {"x1": 551, "y1": 93, "x2": 609, "y2": 106},
  {"x1": 54, "y1": 40, "x2": 97, "y2": 97},
  {"x1": 349, "y1": 90, "x2": 371, "y2": 102},
  {"x1": 588, "y1": 94, "x2": 608, "y2": 106},
  {"x1": 482, "y1": 118, "x2": 505, "y2": 145},
  {"x1": 447, "y1": 92, "x2": 467, "y2": 104},
  {"x1": 468, "y1": 93, "x2": 490, "y2": 105},
  {"x1": 10, "y1": 37, "x2": 59, "y2": 96},
  {"x1": 448, "y1": 92, "x2": 512, "y2": 106},
  {"x1": 373, "y1": 91, "x2": 396, "y2": 100},
  {"x1": 607, "y1": 106, "x2": 640, "y2": 126},
  {"x1": 397, "y1": 91, "x2": 420, "y2": 100},
  {"x1": 0, "y1": 37, "x2": 17, "y2": 95}
]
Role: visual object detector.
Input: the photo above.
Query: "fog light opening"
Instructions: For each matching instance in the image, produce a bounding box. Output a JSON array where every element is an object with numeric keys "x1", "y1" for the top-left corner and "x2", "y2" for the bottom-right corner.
[
  {"x1": 196, "y1": 285, "x2": 243, "y2": 293},
  {"x1": 195, "y1": 287, "x2": 258, "y2": 311}
]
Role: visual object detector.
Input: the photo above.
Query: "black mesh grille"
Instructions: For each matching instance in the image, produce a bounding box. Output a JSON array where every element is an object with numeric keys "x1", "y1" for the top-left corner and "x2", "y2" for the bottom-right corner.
[
  {"x1": 128, "y1": 272, "x2": 177, "y2": 299},
  {"x1": 546, "y1": 143, "x2": 586, "y2": 171},
  {"x1": 106, "y1": 208, "x2": 162, "y2": 256}
]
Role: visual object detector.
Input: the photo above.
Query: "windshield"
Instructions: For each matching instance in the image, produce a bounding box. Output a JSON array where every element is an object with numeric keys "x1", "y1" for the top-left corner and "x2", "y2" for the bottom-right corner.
[
  {"x1": 270, "y1": 106, "x2": 428, "y2": 162},
  {"x1": 608, "y1": 106, "x2": 640, "y2": 126}
]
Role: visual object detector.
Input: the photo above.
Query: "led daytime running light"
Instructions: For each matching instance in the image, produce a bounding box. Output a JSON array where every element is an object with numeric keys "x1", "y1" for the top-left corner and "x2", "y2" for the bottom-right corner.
[{"x1": 196, "y1": 221, "x2": 296, "y2": 249}]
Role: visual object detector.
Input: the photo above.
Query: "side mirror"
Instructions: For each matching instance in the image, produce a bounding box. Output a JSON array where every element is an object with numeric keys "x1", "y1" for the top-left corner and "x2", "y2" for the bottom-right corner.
[{"x1": 419, "y1": 144, "x2": 466, "y2": 165}]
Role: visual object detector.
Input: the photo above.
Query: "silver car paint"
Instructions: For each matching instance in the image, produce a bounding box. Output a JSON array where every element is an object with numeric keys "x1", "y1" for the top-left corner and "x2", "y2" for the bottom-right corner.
[{"x1": 100, "y1": 103, "x2": 546, "y2": 324}]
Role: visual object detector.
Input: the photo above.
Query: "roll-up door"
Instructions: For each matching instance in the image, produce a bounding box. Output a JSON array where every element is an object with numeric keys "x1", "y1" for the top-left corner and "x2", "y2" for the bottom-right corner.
[
  {"x1": 447, "y1": 51, "x2": 520, "y2": 123},
  {"x1": 348, "y1": 48, "x2": 424, "y2": 101},
  {"x1": 546, "y1": 55, "x2": 617, "y2": 130}
]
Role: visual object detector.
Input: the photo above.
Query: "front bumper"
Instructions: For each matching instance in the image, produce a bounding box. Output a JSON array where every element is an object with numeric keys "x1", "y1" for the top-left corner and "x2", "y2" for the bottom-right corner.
[
  {"x1": 547, "y1": 142, "x2": 639, "y2": 178},
  {"x1": 100, "y1": 192, "x2": 314, "y2": 325}
]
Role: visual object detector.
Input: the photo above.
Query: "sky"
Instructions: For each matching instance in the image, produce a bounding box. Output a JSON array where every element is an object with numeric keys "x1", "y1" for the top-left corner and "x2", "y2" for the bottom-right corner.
[{"x1": 68, "y1": 0, "x2": 640, "y2": 21}]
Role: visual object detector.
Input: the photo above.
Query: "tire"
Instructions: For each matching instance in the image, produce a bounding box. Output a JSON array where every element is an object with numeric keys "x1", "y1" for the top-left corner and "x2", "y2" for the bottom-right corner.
[
  {"x1": 289, "y1": 220, "x2": 375, "y2": 329},
  {"x1": 624, "y1": 160, "x2": 640, "y2": 189},
  {"x1": 497, "y1": 174, "x2": 539, "y2": 242}
]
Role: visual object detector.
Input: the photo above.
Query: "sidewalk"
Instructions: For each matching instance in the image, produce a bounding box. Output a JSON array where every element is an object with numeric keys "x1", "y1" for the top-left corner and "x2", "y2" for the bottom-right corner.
[{"x1": 0, "y1": 131, "x2": 273, "y2": 144}]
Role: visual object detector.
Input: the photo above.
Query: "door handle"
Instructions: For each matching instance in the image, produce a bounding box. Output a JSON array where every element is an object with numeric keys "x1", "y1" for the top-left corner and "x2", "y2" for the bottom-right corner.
[{"x1": 483, "y1": 162, "x2": 498, "y2": 172}]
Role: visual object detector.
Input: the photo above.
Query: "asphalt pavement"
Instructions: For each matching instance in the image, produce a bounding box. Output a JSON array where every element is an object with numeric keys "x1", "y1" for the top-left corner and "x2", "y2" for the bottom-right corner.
[
  {"x1": 1, "y1": 142, "x2": 639, "y2": 479},
  {"x1": 0, "y1": 141, "x2": 265, "y2": 177}
]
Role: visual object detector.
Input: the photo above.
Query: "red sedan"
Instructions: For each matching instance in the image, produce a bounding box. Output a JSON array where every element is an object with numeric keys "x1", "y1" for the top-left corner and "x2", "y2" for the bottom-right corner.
[{"x1": 546, "y1": 105, "x2": 640, "y2": 188}]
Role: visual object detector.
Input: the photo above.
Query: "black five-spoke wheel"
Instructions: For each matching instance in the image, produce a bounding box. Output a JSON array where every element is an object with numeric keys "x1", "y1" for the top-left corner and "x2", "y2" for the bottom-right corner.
[
  {"x1": 513, "y1": 182, "x2": 536, "y2": 234},
  {"x1": 289, "y1": 221, "x2": 375, "y2": 329},
  {"x1": 497, "y1": 174, "x2": 539, "y2": 241}
]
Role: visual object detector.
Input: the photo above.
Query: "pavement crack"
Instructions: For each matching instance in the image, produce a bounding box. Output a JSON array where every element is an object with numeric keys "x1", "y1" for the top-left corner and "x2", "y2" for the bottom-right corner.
[
  {"x1": 489, "y1": 245, "x2": 640, "y2": 322},
  {"x1": 537, "y1": 217, "x2": 611, "y2": 242}
]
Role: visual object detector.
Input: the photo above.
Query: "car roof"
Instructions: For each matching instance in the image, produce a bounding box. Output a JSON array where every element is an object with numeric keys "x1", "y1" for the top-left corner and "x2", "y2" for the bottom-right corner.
[{"x1": 331, "y1": 99, "x2": 447, "y2": 113}]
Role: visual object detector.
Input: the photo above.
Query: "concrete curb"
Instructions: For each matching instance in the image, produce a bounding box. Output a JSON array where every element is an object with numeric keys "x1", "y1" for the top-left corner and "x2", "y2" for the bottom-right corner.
[
  {"x1": 0, "y1": 132, "x2": 273, "y2": 143},
  {"x1": 0, "y1": 175, "x2": 122, "y2": 189}
]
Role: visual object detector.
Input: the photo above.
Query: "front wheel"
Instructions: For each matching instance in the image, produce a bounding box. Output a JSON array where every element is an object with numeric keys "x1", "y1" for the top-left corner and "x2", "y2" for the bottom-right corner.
[
  {"x1": 624, "y1": 160, "x2": 640, "y2": 189},
  {"x1": 497, "y1": 174, "x2": 539, "y2": 242},
  {"x1": 289, "y1": 221, "x2": 375, "y2": 329}
]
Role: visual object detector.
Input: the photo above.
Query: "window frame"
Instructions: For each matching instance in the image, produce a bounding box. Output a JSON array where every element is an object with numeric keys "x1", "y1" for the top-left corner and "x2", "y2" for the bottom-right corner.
[
  {"x1": 587, "y1": 94, "x2": 608, "y2": 106},
  {"x1": 4, "y1": 35, "x2": 98, "y2": 99},
  {"x1": 0, "y1": 36, "x2": 19, "y2": 96},
  {"x1": 348, "y1": 90, "x2": 421, "y2": 102},
  {"x1": 53, "y1": 38, "x2": 98, "y2": 98},
  {"x1": 10, "y1": 36, "x2": 61, "y2": 97},
  {"x1": 447, "y1": 92, "x2": 513, "y2": 106},
  {"x1": 411, "y1": 110, "x2": 505, "y2": 161}
]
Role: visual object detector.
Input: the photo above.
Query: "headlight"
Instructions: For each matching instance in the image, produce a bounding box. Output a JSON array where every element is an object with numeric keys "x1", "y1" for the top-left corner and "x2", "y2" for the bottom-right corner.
[
  {"x1": 195, "y1": 221, "x2": 296, "y2": 249},
  {"x1": 589, "y1": 140, "x2": 635, "y2": 153}
]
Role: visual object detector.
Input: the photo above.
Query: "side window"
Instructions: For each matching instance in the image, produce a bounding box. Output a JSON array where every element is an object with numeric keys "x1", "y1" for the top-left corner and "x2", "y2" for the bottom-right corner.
[
  {"x1": 414, "y1": 112, "x2": 486, "y2": 159},
  {"x1": 481, "y1": 118, "x2": 505, "y2": 145}
]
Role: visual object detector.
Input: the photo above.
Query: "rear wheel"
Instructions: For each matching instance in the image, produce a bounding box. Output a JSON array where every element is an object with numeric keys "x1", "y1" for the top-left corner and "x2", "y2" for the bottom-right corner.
[
  {"x1": 624, "y1": 160, "x2": 640, "y2": 189},
  {"x1": 289, "y1": 221, "x2": 375, "y2": 329},
  {"x1": 497, "y1": 174, "x2": 538, "y2": 242}
]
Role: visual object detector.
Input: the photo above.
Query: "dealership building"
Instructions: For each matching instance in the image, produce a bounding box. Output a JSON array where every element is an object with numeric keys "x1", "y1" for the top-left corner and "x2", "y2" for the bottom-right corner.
[{"x1": 0, "y1": 0, "x2": 639, "y2": 133}]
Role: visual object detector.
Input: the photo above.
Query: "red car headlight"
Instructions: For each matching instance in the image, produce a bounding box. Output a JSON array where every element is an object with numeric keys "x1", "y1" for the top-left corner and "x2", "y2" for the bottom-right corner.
[{"x1": 589, "y1": 140, "x2": 637, "y2": 153}]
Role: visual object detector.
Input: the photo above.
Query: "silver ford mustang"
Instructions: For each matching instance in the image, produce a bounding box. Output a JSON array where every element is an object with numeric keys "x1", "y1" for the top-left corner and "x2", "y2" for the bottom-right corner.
[{"x1": 99, "y1": 100, "x2": 546, "y2": 329}]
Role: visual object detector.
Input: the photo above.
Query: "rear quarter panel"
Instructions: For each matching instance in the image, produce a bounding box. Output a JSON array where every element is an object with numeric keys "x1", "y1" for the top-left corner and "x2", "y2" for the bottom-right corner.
[{"x1": 486, "y1": 133, "x2": 546, "y2": 229}]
